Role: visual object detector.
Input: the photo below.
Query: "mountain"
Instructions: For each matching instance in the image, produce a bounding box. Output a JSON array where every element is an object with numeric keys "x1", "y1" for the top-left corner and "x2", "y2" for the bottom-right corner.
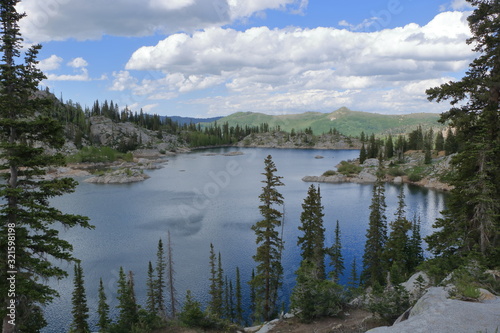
[
  {"x1": 215, "y1": 107, "x2": 444, "y2": 137},
  {"x1": 163, "y1": 115, "x2": 223, "y2": 125}
]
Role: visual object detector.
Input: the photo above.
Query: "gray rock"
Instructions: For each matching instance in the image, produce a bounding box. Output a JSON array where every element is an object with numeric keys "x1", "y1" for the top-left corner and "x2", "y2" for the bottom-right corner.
[
  {"x1": 367, "y1": 287, "x2": 500, "y2": 333},
  {"x1": 355, "y1": 170, "x2": 378, "y2": 183},
  {"x1": 362, "y1": 158, "x2": 380, "y2": 167},
  {"x1": 393, "y1": 176, "x2": 403, "y2": 183}
]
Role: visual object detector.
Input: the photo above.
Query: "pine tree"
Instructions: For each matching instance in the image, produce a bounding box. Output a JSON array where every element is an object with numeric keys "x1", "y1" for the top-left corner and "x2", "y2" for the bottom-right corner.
[
  {"x1": 361, "y1": 172, "x2": 388, "y2": 287},
  {"x1": 384, "y1": 187, "x2": 412, "y2": 284},
  {"x1": 70, "y1": 263, "x2": 90, "y2": 333},
  {"x1": 97, "y1": 278, "x2": 111, "y2": 333},
  {"x1": 208, "y1": 243, "x2": 223, "y2": 316},
  {"x1": 166, "y1": 230, "x2": 177, "y2": 318},
  {"x1": 250, "y1": 155, "x2": 285, "y2": 322},
  {"x1": 250, "y1": 269, "x2": 256, "y2": 324},
  {"x1": 407, "y1": 215, "x2": 424, "y2": 273},
  {"x1": 359, "y1": 142, "x2": 367, "y2": 164},
  {"x1": 328, "y1": 221, "x2": 344, "y2": 283},
  {"x1": 155, "y1": 239, "x2": 166, "y2": 318},
  {"x1": 0, "y1": 2, "x2": 92, "y2": 331},
  {"x1": 235, "y1": 267, "x2": 243, "y2": 325},
  {"x1": 291, "y1": 186, "x2": 343, "y2": 322},
  {"x1": 347, "y1": 257, "x2": 359, "y2": 291},
  {"x1": 426, "y1": 0, "x2": 500, "y2": 266},
  {"x1": 435, "y1": 131, "x2": 445, "y2": 151},
  {"x1": 385, "y1": 135, "x2": 394, "y2": 159},
  {"x1": 146, "y1": 261, "x2": 157, "y2": 314},
  {"x1": 115, "y1": 267, "x2": 138, "y2": 331},
  {"x1": 297, "y1": 184, "x2": 326, "y2": 279}
]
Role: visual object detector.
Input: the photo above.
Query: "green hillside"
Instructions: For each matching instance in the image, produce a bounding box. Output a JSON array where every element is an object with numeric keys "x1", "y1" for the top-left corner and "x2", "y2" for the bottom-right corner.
[{"x1": 215, "y1": 107, "x2": 444, "y2": 137}]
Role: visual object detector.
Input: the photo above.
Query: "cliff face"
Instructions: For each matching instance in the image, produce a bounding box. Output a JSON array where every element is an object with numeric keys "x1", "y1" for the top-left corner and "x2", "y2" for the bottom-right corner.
[
  {"x1": 237, "y1": 131, "x2": 362, "y2": 150},
  {"x1": 87, "y1": 116, "x2": 184, "y2": 152}
]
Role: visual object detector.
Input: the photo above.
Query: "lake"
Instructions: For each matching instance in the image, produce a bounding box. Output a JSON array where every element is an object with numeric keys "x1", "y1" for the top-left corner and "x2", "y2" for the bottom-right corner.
[{"x1": 45, "y1": 147, "x2": 447, "y2": 332}]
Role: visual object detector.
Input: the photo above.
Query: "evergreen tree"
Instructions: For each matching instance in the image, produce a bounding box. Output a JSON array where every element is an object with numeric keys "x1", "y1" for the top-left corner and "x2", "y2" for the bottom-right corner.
[
  {"x1": 155, "y1": 239, "x2": 166, "y2": 318},
  {"x1": 166, "y1": 230, "x2": 177, "y2": 318},
  {"x1": 249, "y1": 269, "x2": 256, "y2": 324},
  {"x1": 0, "y1": 2, "x2": 92, "y2": 331},
  {"x1": 359, "y1": 142, "x2": 367, "y2": 164},
  {"x1": 235, "y1": 267, "x2": 243, "y2": 325},
  {"x1": 297, "y1": 185, "x2": 326, "y2": 279},
  {"x1": 208, "y1": 243, "x2": 223, "y2": 316},
  {"x1": 384, "y1": 187, "x2": 412, "y2": 284},
  {"x1": 361, "y1": 171, "x2": 388, "y2": 287},
  {"x1": 385, "y1": 134, "x2": 394, "y2": 159},
  {"x1": 347, "y1": 257, "x2": 359, "y2": 291},
  {"x1": 178, "y1": 290, "x2": 205, "y2": 328},
  {"x1": 146, "y1": 261, "x2": 157, "y2": 314},
  {"x1": 426, "y1": 0, "x2": 500, "y2": 266},
  {"x1": 435, "y1": 131, "x2": 445, "y2": 151},
  {"x1": 328, "y1": 221, "x2": 344, "y2": 283},
  {"x1": 250, "y1": 155, "x2": 285, "y2": 322},
  {"x1": 115, "y1": 267, "x2": 138, "y2": 331},
  {"x1": 291, "y1": 186, "x2": 343, "y2": 322},
  {"x1": 407, "y1": 215, "x2": 424, "y2": 273},
  {"x1": 70, "y1": 263, "x2": 90, "y2": 333},
  {"x1": 97, "y1": 278, "x2": 111, "y2": 333}
]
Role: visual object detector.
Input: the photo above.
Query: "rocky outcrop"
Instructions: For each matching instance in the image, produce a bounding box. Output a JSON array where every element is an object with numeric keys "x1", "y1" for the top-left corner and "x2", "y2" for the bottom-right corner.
[
  {"x1": 237, "y1": 131, "x2": 361, "y2": 150},
  {"x1": 87, "y1": 116, "x2": 184, "y2": 152},
  {"x1": 303, "y1": 154, "x2": 455, "y2": 191},
  {"x1": 367, "y1": 287, "x2": 500, "y2": 333},
  {"x1": 85, "y1": 168, "x2": 150, "y2": 184}
]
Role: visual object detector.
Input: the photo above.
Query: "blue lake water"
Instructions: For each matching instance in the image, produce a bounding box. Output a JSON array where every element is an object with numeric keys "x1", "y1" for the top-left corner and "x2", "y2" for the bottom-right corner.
[{"x1": 44, "y1": 147, "x2": 447, "y2": 332}]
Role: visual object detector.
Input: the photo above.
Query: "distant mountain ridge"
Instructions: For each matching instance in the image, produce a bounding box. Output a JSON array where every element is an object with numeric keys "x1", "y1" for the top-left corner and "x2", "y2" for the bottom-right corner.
[
  {"x1": 162, "y1": 115, "x2": 223, "y2": 125},
  {"x1": 214, "y1": 107, "x2": 444, "y2": 137}
]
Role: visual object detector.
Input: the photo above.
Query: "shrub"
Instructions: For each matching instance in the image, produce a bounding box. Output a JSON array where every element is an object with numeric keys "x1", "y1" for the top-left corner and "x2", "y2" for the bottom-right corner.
[
  {"x1": 66, "y1": 146, "x2": 133, "y2": 163},
  {"x1": 337, "y1": 161, "x2": 362, "y2": 176},
  {"x1": 388, "y1": 167, "x2": 405, "y2": 177},
  {"x1": 368, "y1": 285, "x2": 410, "y2": 323},
  {"x1": 322, "y1": 170, "x2": 337, "y2": 176}
]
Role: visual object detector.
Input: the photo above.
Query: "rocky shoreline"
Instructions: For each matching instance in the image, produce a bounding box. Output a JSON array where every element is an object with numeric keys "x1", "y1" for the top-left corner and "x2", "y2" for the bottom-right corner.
[{"x1": 302, "y1": 153, "x2": 455, "y2": 192}]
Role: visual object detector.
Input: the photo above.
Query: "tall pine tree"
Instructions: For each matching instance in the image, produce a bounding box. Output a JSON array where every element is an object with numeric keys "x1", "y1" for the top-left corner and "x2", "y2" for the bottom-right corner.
[
  {"x1": 361, "y1": 172, "x2": 388, "y2": 287},
  {"x1": 297, "y1": 184, "x2": 326, "y2": 279},
  {"x1": 97, "y1": 278, "x2": 111, "y2": 333},
  {"x1": 250, "y1": 155, "x2": 285, "y2": 322},
  {"x1": 70, "y1": 263, "x2": 89, "y2": 333},
  {"x1": 155, "y1": 239, "x2": 166, "y2": 318},
  {"x1": 384, "y1": 187, "x2": 412, "y2": 284},
  {"x1": 0, "y1": 2, "x2": 92, "y2": 331},
  {"x1": 328, "y1": 221, "x2": 345, "y2": 283},
  {"x1": 426, "y1": 0, "x2": 500, "y2": 267}
]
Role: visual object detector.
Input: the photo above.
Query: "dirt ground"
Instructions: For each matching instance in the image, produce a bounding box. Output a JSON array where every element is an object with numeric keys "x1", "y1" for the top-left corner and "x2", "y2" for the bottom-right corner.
[
  {"x1": 153, "y1": 309, "x2": 385, "y2": 333},
  {"x1": 266, "y1": 309, "x2": 384, "y2": 333}
]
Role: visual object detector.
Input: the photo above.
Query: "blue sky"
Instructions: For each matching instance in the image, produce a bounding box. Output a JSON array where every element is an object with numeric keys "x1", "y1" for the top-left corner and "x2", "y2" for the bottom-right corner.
[{"x1": 18, "y1": 0, "x2": 475, "y2": 118}]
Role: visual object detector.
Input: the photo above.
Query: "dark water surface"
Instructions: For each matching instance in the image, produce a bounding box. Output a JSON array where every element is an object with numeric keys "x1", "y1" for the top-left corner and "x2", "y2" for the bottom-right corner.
[{"x1": 44, "y1": 147, "x2": 447, "y2": 332}]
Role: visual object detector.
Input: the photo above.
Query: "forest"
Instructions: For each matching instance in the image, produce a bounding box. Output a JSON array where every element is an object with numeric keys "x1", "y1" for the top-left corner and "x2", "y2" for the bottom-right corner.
[{"x1": 1, "y1": 0, "x2": 499, "y2": 332}]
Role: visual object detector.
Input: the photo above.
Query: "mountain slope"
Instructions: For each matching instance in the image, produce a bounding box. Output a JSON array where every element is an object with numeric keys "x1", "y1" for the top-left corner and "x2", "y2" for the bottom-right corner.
[{"x1": 216, "y1": 107, "x2": 443, "y2": 137}]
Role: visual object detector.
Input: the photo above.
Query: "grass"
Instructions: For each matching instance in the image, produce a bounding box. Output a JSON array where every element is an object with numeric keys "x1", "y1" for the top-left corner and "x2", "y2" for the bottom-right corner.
[{"x1": 66, "y1": 146, "x2": 133, "y2": 163}]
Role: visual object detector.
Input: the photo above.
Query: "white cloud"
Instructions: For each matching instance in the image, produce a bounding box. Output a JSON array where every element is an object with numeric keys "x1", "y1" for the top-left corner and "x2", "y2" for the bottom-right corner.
[
  {"x1": 117, "y1": 10, "x2": 475, "y2": 115},
  {"x1": 16, "y1": 0, "x2": 305, "y2": 42},
  {"x1": 46, "y1": 68, "x2": 91, "y2": 81},
  {"x1": 38, "y1": 55, "x2": 63, "y2": 71},
  {"x1": 67, "y1": 57, "x2": 88, "y2": 68}
]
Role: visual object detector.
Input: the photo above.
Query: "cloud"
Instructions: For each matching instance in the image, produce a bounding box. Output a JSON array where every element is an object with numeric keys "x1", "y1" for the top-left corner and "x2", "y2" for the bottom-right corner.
[
  {"x1": 116, "y1": 10, "x2": 475, "y2": 115},
  {"x1": 17, "y1": 0, "x2": 306, "y2": 42},
  {"x1": 46, "y1": 68, "x2": 91, "y2": 81},
  {"x1": 67, "y1": 57, "x2": 88, "y2": 68},
  {"x1": 38, "y1": 55, "x2": 63, "y2": 71},
  {"x1": 440, "y1": 0, "x2": 473, "y2": 11}
]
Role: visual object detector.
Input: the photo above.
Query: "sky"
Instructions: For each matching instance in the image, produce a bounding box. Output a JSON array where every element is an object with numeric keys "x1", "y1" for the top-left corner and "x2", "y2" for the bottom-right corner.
[{"x1": 17, "y1": 0, "x2": 476, "y2": 118}]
